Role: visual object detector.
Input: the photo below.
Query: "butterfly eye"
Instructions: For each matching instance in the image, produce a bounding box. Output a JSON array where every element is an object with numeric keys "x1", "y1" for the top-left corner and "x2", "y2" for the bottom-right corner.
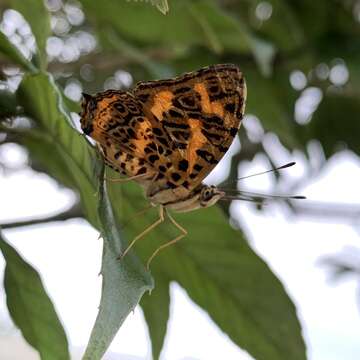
[{"x1": 201, "y1": 188, "x2": 213, "y2": 201}]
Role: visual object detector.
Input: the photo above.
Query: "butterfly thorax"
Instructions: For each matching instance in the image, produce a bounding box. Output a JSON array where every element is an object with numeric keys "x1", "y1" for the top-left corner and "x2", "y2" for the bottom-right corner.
[{"x1": 144, "y1": 183, "x2": 225, "y2": 213}]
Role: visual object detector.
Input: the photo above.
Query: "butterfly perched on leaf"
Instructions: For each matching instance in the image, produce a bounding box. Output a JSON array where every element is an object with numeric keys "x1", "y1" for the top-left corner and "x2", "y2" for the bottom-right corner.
[{"x1": 80, "y1": 64, "x2": 247, "y2": 267}]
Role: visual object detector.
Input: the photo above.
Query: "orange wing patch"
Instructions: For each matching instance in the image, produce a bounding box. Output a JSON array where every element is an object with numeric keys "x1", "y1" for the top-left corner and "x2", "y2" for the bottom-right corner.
[
  {"x1": 194, "y1": 82, "x2": 212, "y2": 113},
  {"x1": 194, "y1": 82, "x2": 224, "y2": 119},
  {"x1": 150, "y1": 90, "x2": 174, "y2": 120},
  {"x1": 187, "y1": 119, "x2": 208, "y2": 172}
]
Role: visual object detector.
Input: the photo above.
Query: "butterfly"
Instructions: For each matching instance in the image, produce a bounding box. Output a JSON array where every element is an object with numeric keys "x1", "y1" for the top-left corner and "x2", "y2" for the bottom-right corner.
[{"x1": 80, "y1": 64, "x2": 246, "y2": 268}]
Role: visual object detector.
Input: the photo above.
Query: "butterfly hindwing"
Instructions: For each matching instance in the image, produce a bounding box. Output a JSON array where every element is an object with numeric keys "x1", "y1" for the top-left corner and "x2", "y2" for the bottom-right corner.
[{"x1": 88, "y1": 90, "x2": 158, "y2": 179}]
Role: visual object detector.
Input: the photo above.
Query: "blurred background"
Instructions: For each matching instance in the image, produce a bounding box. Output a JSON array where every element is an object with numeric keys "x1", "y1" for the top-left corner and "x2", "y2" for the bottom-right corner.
[{"x1": 1, "y1": 0, "x2": 360, "y2": 359}]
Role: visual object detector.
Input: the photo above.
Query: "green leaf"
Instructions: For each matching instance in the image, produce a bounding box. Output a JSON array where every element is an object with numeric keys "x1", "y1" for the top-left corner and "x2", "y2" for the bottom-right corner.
[
  {"x1": 1, "y1": 125, "x2": 78, "y2": 188},
  {"x1": 15, "y1": 73, "x2": 154, "y2": 359},
  {"x1": 141, "y1": 276, "x2": 170, "y2": 360},
  {"x1": 251, "y1": 0, "x2": 306, "y2": 51},
  {"x1": 244, "y1": 67, "x2": 298, "y2": 148},
  {"x1": 151, "y1": 0, "x2": 169, "y2": 15},
  {"x1": 10, "y1": 0, "x2": 51, "y2": 69},
  {"x1": 81, "y1": 0, "x2": 264, "y2": 58},
  {"x1": 187, "y1": 2, "x2": 275, "y2": 75},
  {"x1": 103, "y1": 30, "x2": 174, "y2": 79},
  {"x1": 83, "y1": 0, "x2": 275, "y2": 76},
  {"x1": 309, "y1": 93, "x2": 360, "y2": 157},
  {"x1": 0, "y1": 31, "x2": 37, "y2": 72},
  {"x1": 128, "y1": 0, "x2": 169, "y2": 15},
  {"x1": 0, "y1": 89, "x2": 18, "y2": 117},
  {"x1": 286, "y1": 0, "x2": 331, "y2": 40},
  {"x1": 107, "y1": 181, "x2": 307, "y2": 360},
  {"x1": 0, "y1": 231, "x2": 70, "y2": 360},
  {"x1": 16, "y1": 73, "x2": 99, "y2": 227},
  {"x1": 83, "y1": 163, "x2": 153, "y2": 359}
]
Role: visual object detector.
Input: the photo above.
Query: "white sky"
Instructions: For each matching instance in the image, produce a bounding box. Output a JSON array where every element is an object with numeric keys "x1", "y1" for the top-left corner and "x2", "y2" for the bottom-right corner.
[{"x1": 0, "y1": 144, "x2": 360, "y2": 360}]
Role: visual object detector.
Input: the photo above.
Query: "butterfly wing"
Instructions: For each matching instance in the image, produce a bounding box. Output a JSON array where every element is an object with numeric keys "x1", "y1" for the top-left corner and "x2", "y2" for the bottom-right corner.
[
  {"x1": 85, "y1": 64, "x2": 246, "y2": 199},
  {"x1": 86, "y1": 90, "x2": 157, "y2": 180},
  {"x1": 133, "y1": 64, "x2": 246, "y2": 191}
]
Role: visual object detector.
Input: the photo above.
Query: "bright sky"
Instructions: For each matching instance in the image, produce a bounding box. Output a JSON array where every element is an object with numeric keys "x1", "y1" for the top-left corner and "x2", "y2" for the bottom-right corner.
[{"x1": 0, "y1": 143, "x2": 360, "y2": 360}]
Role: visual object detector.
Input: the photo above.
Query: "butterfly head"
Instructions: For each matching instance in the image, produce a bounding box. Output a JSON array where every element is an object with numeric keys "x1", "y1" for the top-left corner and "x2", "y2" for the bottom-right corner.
[
  {"x1": 158, "y1": 184, "x2": 225, "y2": 213},
  {"x1": 80, "y1": 93, "x2": 98, "y2": 135},
  {"x1": 198, "y1": 185, "x2": 225, "y2": 208}
]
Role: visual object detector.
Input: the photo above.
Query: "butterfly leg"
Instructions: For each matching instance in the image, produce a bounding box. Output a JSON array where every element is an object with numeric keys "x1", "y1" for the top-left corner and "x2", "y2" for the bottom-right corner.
[
  {"x1": 118, "y1": 205, "x2": 165, "y2": 260},
  {"x1": 121, "y1": 203, "x2": 155, "y2": 229},
  {"x1": 146, "y1": 210, "x2": 187, "y2": 270}
]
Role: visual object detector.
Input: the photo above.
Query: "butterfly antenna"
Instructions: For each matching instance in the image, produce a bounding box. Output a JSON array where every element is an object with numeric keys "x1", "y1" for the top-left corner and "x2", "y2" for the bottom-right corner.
[
  {"x1": 221, "y1": 194, "x2": 268, "y2": 205},
  {"x1": 221, "y1": 162, "x2": 296, "y2": 187},
  {"x1": 240, "y1": 162, "x2": 296, "y2": 181},
  {"x1": 221, "y1": 189, "x2": 306, "y2": 201},
  {"x1": 219, "y1": 162, "x2": 305, "y2": 202}
]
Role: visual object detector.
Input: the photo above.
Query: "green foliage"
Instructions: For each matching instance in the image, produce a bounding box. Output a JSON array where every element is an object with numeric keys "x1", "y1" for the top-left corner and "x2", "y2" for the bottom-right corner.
[
  {"x1": 0, "y1": 30, "x2": 36, "y2": 72},
  {"x1": 129, "y1": 0, "x2": 169, "y2": 15},
  {"x1": 83, "y1": 164, "x2": 153, "y2": 359},
  {"x1": 0, "y1": 231, "x2": 70, "y2": 360},
  {"x1": 111, "y1": 181, "x2": 306, "y2": 360},
  {"x1": 1, "y1": 0, "x2": 360, "y2": 359},
  {"x1": 0, "y1": 89, "x2": 17, "y2": 117},
  {"x1": 82, "y1": 0, "x2": 246, "y2": 49},
  {"x1": 141, "y1": 276, "x2": 170, "y2": 359},
  {"x1": 309, "y1": 93, "x2": 360, "y2": 157},
  {"x1": 16, "y1": 72, "x2": 154, "y2": 359},
  {"x1": 17, "y1": 73, "x2": 100, "y2": 225}
]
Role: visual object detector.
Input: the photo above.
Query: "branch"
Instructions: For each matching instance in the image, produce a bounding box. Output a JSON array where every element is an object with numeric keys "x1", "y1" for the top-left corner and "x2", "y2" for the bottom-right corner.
[{"x1": 0, "y1": 202, "x2": 84, "y2": 229}]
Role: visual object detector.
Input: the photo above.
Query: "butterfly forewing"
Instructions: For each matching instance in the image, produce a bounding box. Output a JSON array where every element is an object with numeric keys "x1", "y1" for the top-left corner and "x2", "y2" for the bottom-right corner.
[{"x1": 133, "y1": 64, "x2": 246, "y2": 191}]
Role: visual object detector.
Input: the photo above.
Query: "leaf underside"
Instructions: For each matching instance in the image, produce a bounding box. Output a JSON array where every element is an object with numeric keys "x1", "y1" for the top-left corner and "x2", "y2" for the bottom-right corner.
[{"x1": 0, "y1": 231, "x2": 70, "y2": 360}]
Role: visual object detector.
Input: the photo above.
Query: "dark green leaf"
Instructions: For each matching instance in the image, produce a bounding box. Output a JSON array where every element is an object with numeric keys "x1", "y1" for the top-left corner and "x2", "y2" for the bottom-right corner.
[
  {"x1": 0, "y1": 89, "x2": 18, "y2": 117},
  {"x1": 219, "y1": 1, "x2": 305, "y2": 52},
  {"x1": 0, "y1": 31, "x2": 36, "y2": 72},
  {"x1": 107, "y1": 181, "x2": 307, "y2": 360},
  {"x1": 244, "y1": 67, "x2": 298, "y2": 147},
  {"x1": 83, "y1": 164, "x2": 153, "y2": 359},
  {"x1": 188, "y1": 1, "x2": 275, "y2": 74},
  {"x1": 252, "y1": 0, "x2": 307, "y2": 51},
  {"x1": 102, "y1": 30, "x2": 174, "y2": 79},
  {"x1": 81, "y1": 0, "x2": 274, "y2": 72},
  {"x1": 286, "y1": 0, "x2": 328, "y2": 40},
  {"x1": 153, "y1": 0, "x2": 169, "y2": 15},
  {"x1": 141, "y1": 276, "x2": 170, "y2": 360},
  {"x1": 10, "y1": 0, "x2": 51, "y2": 69},
  {"x1": 0, "y1": 231, "x2": 70, "y2": 360},
  {"x1": 309, "y1": 93, "x2": 360, "y2": 157},
  {"x1": 16, "y1": 73, "x2": 99, "y2": 227},
  {"x1": 128, "y1": 0, "x2": 169, "y2": 15}
]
